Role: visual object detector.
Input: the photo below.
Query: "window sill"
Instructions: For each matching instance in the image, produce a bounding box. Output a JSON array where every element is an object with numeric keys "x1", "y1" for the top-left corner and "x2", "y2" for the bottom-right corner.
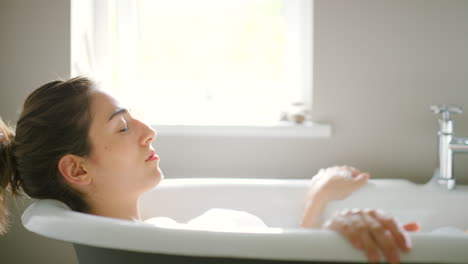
[{"x1": 151, "y1": 121, "x2": 331, "y2": 138}]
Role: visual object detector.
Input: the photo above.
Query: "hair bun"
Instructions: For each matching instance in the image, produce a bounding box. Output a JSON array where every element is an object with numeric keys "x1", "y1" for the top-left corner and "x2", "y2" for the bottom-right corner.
[
  {"x1": 1, "y1": 117, "x2": 17, "y2": 187},
  {"x1": 0, "y1": 118, "x2": 17, "y2": 235},
  {"x1": 0, "y1": 118, "x2": 15, "y2": 161},
  {"x1": 0, "y1": 121, "x2": 14, "y2": 143}
]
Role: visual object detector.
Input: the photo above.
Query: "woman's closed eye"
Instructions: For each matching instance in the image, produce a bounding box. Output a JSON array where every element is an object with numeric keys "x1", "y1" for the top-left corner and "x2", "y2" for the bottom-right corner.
[{"x1": 119, "y1": 126, "x2": 129, "y2": 133}]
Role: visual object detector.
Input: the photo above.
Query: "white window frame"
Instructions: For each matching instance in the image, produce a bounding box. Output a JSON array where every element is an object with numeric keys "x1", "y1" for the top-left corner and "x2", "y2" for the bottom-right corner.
[{"x1": 71, "y1": 0, "x2": 331, "y2": 138}]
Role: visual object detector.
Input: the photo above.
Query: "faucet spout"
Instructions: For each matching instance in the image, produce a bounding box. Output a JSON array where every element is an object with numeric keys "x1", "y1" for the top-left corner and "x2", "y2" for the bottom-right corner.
[{"x1": 450, "y1": 137, "x2": 468, "y2": 152}]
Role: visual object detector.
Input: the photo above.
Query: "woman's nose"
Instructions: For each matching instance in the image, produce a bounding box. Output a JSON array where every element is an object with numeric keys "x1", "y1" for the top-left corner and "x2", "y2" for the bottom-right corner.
[{"x1": 141, "y1": 122, "x2": 157, "y2": 146}]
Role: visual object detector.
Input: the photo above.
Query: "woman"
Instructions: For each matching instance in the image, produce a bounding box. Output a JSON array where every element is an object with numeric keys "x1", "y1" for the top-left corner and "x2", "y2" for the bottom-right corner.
[{"x1": 0, "y1": 76, "x2": 416, "y2": 263}]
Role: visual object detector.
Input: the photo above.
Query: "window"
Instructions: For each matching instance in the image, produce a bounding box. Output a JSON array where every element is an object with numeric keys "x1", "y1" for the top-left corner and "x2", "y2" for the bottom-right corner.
[{"x1": 72, "y1": 0, "x2": 314, "y2": 127}]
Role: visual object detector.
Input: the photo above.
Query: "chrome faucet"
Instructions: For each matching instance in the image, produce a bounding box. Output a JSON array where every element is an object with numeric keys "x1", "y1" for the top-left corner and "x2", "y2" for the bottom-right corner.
[{"x1": 431, "y1": 105, "x2": 468, "y2": 190}]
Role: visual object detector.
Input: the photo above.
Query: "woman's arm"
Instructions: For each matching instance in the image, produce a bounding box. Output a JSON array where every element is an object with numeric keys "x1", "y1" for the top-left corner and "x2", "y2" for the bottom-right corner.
[
  {"x1": 300, "y1": 166, "x2": 369, "y2": 228},
  {"x1": 300, "y1": 166, "x2": 419, "y2": 263},
  {"x1": 300, "y1": 191, "x2": 327, "y2": 228}
]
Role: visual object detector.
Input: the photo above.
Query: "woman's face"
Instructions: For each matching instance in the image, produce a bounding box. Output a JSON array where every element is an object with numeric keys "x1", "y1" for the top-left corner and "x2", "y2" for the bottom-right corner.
[{"x1": 85, "y1": 91, "x2": 163, "y2": 198}]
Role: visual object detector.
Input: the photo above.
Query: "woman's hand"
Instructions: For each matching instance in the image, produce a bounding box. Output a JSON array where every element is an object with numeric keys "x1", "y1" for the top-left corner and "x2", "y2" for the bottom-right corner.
[
  {"x1": 301, "y1": 166, "x2": 369, "y2": 228},
  {"x1": 324, "y1": 208, "x2": 419, "y2": 264},
  {"x1": 308, "y1": 166, "x2": 369, "y2": 202}
]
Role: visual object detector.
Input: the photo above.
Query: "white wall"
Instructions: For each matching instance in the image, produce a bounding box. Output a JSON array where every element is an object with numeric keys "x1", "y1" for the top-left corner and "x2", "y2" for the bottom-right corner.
[
  {"x1": 0, "y1": 0, "x2": 77, "y2": 263},
  {"x1": 1, "y1": 0, "x2": 468, "y2": 263}
]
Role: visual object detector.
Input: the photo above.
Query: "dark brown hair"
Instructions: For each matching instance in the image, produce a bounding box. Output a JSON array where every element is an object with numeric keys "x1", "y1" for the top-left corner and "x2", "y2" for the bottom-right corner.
[{"x1": 0, "y1": 76, "x2": 95, "y2": 234}]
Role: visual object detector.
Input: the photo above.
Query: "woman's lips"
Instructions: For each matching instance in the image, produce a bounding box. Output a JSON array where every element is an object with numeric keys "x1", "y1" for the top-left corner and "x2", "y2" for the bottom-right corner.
[{"x1": 146, "y1": 151, "x2": 159, "y2": 161}]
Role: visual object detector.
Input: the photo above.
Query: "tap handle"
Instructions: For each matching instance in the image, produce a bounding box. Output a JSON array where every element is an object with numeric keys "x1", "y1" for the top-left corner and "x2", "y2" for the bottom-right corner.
[{"x1": 431, "y1": 105, "x2": 463, "y2": 121}]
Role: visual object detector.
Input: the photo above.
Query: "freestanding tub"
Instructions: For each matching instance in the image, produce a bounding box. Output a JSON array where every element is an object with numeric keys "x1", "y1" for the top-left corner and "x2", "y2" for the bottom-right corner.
[{"x1": 22, "y1": 177, "x2": 468, "y2": 264}]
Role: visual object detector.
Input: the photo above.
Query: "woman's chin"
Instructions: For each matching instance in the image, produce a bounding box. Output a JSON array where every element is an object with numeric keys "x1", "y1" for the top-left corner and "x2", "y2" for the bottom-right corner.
[{"x1": 151, "y1": 169, "x2": 164, "y2": 187}]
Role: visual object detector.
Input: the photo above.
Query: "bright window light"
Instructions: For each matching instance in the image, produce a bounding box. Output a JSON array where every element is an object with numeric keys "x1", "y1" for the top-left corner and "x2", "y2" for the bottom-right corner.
[{"x1": 72, "y1": 0, "x2": 313, "y2": 126}]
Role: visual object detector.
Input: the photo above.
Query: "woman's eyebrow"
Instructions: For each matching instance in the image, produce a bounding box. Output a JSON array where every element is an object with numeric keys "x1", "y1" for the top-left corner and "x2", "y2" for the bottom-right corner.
[{"x1": 108, "y1": 108, "x2": 128, "y2": 122}]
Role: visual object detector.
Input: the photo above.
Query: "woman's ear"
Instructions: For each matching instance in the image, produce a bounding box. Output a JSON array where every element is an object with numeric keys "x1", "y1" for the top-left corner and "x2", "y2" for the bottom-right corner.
[{"x1": 58, "y1": 154, "x2": 91, "y2": 185}]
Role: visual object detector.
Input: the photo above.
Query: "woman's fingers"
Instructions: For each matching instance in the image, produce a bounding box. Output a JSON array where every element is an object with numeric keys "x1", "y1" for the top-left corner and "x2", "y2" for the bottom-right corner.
[
  {"x1": 348, "y1": 213, "x2": 381, "y2": 263},
  {"x1": 339, "y1": 166, "x2": 371, "y2": 181},
  {"x1": 367, "y1": 209, "x2": 412, "y2": 252},
  {"x1": 324, "y1": 215, "x2": 363, "y2": 250},
  {"x1": 324, "y1": 214, "x2": 377, "y2": 261},
  {"x1": 309, "y1": 166, "x2": 370, "y2": 201},
  {"x1": 318, "y1": 166, "x2": 369, "y2": 181},
  {"x1": 340, "y1": 165, "x2": 369, "y2": 178},
  {"x1": 325, "y1": 212, "x2": 381, "y2": 263},
  {"x1": 355, "y1": 173, "x2": 370, "y2": 183},
  {"x1": 346, "y1": 166, "x2": 361, "y2": 177},
  {"x1": 325, "y1": 209, "x2": 413, "y2": 264},
  {"x1": 347, "y1": 173, "x2": 369, "y2": 192},
  {"x1": 361, "y1": 212, "x2": 400, "y2": 264}
]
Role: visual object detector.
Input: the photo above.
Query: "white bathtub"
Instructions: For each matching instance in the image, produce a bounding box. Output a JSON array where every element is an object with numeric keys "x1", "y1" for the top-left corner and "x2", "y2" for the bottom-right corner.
[{"x1": 22, "y1": 177, "x2": 468, "y2": 263}]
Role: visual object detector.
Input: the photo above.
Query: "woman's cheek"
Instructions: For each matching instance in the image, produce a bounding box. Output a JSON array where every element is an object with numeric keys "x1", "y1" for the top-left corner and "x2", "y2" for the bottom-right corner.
[{"x1": 106, "y1": 144, "x2": 137, "y2": 164}]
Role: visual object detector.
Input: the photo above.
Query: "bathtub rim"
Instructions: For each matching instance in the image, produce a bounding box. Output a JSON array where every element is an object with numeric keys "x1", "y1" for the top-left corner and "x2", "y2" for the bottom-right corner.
[
  {"x1": 21, "y1": 178, "x2": 468, "y2": 263},
  {"x1": 21, "y1": 198, "x2": 368, "y2": 262}
]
